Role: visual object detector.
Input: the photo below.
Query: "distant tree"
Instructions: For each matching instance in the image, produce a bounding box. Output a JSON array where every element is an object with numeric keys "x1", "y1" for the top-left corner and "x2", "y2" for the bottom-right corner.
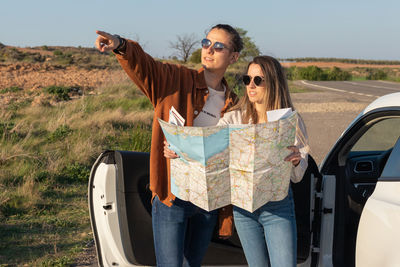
[
  {"x1": 169, "y1": 33, "x2": 198, "y2": 63},
  {"x1": 235, "y1": 28, "x2": 260, "y2": 62}
]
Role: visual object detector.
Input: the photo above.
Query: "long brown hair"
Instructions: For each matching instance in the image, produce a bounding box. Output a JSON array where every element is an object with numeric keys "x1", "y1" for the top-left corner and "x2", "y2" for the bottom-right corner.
[{"x1": 230, "y1": 56, "x2": 294, "y2": 124}]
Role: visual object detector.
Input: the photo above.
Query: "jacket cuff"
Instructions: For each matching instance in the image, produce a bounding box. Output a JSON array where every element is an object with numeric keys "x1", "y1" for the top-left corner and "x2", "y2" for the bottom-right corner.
[
  {"x1": 218, "y1": 205, "x2": 233, "y2": 238},
  {"x1": 291, "y1": 157, "x2": 308, "y2": 183}
]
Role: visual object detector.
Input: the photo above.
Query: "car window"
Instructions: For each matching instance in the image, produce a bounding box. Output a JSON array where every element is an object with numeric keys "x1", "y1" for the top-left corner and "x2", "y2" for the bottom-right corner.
[{"x1": 351, "y1": 117, "x2": 400, "y2": 151}]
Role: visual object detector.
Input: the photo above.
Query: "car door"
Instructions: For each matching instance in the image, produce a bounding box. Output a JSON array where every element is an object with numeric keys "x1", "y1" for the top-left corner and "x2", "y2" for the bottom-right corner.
[
  {"x1": 355, "y1": 136, "x2": 400, "y2": 267},
  {"x1": 89, "y1": 150, "x2": 320, "y2": 267},
  {"x1": 316, "y1": 107, "x2": 400, "y2": 267},
  {"x1": 88, "y1": 150, "x2": 247, "y2": 267}
]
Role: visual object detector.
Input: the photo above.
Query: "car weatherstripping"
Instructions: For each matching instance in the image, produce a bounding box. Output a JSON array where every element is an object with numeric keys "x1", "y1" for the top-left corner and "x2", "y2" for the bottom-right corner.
[{"x1": 89, "y1": 92, "x2": 400, "y2": 267}]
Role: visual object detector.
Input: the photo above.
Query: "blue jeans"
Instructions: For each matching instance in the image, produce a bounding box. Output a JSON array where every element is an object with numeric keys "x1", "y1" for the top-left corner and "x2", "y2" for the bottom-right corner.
[
  {"x1": 152, "y1": 196, "x2": 218, "y2": 267},
  {"x1": 233, "y1": 189, "x2": 297, "y2": 267}
]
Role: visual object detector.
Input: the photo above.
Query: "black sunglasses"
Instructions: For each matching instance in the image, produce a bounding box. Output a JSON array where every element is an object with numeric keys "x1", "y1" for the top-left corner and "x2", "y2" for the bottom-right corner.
[
  {"x1": 201, "y1": 38, "x2": 228, "y2": 52},
  {"x1": 242, "y1": 75, "x2": 265, "y2": 86}
]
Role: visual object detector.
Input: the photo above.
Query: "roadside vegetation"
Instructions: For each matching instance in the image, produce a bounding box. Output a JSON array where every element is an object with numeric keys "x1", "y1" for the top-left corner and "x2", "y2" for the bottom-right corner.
[
  {"x1": 0, "y1": 34, "x2": 399, "y2": 265},
  {"x1": 283, "y1": 57, "x2": 400, "y2": 66},
  {"x1": 0, "y1": 81, "x2": 153, "y2": 265},
  {"x1": 0, "y1": 45, "x2": 120, "y2": 70}
]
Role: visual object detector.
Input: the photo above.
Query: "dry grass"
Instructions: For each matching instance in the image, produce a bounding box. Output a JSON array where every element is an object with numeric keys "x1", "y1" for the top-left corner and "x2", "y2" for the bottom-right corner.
[{"x1": 0, "y1": 78, "x2": 154, "y2": 265}]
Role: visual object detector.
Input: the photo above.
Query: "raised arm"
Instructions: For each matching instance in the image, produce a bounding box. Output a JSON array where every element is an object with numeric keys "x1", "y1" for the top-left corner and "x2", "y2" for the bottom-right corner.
[{"x1": 94, "y1": 30, "x2": 195, "y2": 106}]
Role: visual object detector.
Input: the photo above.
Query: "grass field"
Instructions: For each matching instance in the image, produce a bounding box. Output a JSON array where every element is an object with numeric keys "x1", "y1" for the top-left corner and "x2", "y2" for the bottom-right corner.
[{"x1": 0, "y1": 80, "x2": 153, "y2": 265}]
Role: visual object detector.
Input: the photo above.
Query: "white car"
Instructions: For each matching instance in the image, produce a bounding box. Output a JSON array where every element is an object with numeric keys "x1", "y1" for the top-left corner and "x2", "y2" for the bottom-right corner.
[{"x1": 89, "y1": 92, "x2": 400, "y2": 267}]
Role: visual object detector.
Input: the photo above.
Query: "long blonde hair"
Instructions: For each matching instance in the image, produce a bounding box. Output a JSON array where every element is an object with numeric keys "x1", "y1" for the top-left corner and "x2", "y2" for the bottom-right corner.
[
  {"x1": 229, "y1": 56, "x2": 309, "y2": 151},
  {"x1": 230, "y1": 56, "x2": 294, "y2": 124}
]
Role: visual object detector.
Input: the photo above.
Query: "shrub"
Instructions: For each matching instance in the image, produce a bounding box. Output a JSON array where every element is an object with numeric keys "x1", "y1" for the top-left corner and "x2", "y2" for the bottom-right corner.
[
  {"x1": 298, "y1": 66, "x2": 327, "y2": 81},
  {"x1": 189, "y1": 48, "x2": 201, "y2": 63},
  {"x1": 48, "y1": 125, "x2": 72, "y2": 142},
  {"x1": 326, "y1": 67, "x2": 352, "y2": 81},
  {"x1": 53, "y1": 50, "x2": 73, "y2": 65},
  {"x1": 286, "y1": 66, "x2": 351, "y2": 81},
  {"x1": 44, "y1": 85, "x2": 71, "y2": 100},
  {"x1": 225, "y1": 71, "x2": 245, "y2": 96},
  {"x1": 0, "y1": 86, "x2": 23, "y2": 94},
  {"x1": 55, "y1": 163, "x2": 91, "y2": 184},
  {"x1": 53, "y1": 50, "x2": 63, "y2": 56},
  {"x1": 366, "y1": 69, "x2": 387, "y2": 80}
]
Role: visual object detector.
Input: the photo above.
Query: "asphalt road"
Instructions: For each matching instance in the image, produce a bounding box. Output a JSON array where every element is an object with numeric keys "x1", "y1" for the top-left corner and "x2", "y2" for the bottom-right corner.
[
  {"x1": 291, "y1": 80, "x2": 400, "y2": 165},
  {"x1": 300, "y1": 80, "x2": 400, "y2": 98}
]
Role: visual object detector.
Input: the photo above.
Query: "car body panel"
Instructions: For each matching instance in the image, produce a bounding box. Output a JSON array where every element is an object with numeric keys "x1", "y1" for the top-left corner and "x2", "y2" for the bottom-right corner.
[
  {"x1": 356, "y1": 137, "x2": 400, "y2": 267},
  {"x1": 317, "y1": 175, "x2": 335, "y2": 267}
]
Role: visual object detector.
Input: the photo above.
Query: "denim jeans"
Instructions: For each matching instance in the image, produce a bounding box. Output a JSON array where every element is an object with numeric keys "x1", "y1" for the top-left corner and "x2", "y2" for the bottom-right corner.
[
  {"x1": 233, "y1": 189, "x2": 297, "y2": 267},
  {"x1": 152, "y1": 196, "x2": 218, "y2": 267}
]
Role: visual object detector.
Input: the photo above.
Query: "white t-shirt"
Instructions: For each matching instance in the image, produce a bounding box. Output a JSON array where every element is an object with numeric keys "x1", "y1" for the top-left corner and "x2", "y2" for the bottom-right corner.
[{"x1": 193, "y1": 86, "x2": 225, "y2": 127}]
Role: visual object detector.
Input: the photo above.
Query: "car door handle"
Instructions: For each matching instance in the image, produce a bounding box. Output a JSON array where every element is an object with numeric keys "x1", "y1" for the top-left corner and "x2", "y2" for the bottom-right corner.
[{"x1": 103, "y1": 204, "x2": 112, "y2": 210}]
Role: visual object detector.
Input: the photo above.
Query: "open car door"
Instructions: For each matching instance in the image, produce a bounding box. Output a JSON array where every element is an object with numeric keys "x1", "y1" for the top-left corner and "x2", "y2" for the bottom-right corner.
[
  {"x1": 356, "y1": 137, "x2": 400, "y2": 267},
  {"x1": 88, "y1": 150, "x2": 320, "y2": 266},
  {"x1": 316, "y1": 105, "x2": 400, "y2": 267}
]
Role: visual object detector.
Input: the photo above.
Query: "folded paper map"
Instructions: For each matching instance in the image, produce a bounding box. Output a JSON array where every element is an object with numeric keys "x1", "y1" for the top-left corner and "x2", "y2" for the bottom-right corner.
[{"x1": 159, "y1": 111, "x2": 298, "y2": 212}]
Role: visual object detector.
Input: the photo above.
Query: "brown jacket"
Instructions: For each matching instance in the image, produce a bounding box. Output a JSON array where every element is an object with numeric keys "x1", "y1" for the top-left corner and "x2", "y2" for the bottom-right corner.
[{"x1": 115, "y1": 40, "x2": 236, "y2": 237}]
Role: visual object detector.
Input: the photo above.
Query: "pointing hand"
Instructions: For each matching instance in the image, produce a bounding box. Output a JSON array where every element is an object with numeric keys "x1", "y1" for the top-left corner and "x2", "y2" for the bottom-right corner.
[{"x1": 95, "y1": 30, "x2": 120, "y2": 52}]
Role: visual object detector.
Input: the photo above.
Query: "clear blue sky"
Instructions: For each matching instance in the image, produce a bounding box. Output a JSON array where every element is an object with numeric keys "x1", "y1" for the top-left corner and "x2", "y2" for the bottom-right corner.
[{"x1": 1, "y1": 0, "x2": 399, "y2": 60}]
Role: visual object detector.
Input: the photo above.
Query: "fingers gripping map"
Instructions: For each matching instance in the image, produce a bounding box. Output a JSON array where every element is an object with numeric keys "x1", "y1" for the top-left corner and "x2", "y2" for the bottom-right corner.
[{"x1": 158, "y1": 111, "x2": 297, "y2": 212}]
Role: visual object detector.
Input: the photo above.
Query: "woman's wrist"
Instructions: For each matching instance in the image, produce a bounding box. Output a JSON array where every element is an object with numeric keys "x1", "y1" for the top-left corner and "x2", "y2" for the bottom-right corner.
[{"x1": 113, "y1": 35, "x2": 127, "y2": 54}]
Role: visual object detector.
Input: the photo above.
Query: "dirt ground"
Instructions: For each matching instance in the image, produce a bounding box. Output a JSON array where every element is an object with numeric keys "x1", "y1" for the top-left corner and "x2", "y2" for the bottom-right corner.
[
  {"x1": 0, "y1": 63, "x2": 126, "y2": 91},
  {"x1": 290, "y1": 88, "x2": 371, "y2": 164}
]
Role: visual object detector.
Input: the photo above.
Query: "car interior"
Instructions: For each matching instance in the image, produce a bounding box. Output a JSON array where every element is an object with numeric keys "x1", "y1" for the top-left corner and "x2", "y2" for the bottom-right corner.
[
  {"x1": 90, "y1": 150, "x2": 322, "y2": 266},
  {"x1": 320, "y1": 111, "x2": 400, "y2": 267}
]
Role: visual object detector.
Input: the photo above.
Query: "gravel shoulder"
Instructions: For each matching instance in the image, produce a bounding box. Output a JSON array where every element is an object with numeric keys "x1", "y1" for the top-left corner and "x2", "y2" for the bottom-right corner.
[{"x1": 291, "y1": 89, "x2": 373, "y2": 165}]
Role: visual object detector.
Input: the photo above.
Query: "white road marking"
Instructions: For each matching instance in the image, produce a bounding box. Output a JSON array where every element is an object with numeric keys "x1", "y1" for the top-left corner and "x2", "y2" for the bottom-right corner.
[
  {"x1": 301, "y1": 80, "x2": 377, "y2": 98},
  {"x1": 343, "y1": 81, "x2": 400, "y2": 91},
  {"x1": 377, "y1": 80, "x2": 400, "y2": 85}
]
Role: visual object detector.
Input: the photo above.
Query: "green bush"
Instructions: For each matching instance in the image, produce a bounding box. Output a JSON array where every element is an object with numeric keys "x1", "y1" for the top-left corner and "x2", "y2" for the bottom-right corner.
[
  {"x1": 53, "y1": 50, "x2": 63, "y2": 56},
  {"x1": 44, "y1": 85, "x2": 71, "y2": 100},
  {"x1": 189, "y1": 48, "x2": 201, "y2": 63},
  {"x1": 48, "y1": 125, "x2": 72, "y2": 142},
  {"x1": 286, "y1": 66, "x2": 352, "y2": 81},
  {"x1": 0, "y1": 86, "x2": 23, "y2": 94},
  {"x1": 298, "y1": 66, "x2": 327, "y2": 81},
  {"x1": 55, "y1": 163, "x2": 91, "y2": 184},
  {"x1": 53, "y1": 50, "x2": 73, "y2": 65},
  {"x1": 225, "y1": 71, "x2": 245, "y2": 96},
  {"x1": 326, "y1": 67, "x2": 352, "y2": 81},
  {"x1": 366, "y1": 69, "x2": 387, "y2": 80}
]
